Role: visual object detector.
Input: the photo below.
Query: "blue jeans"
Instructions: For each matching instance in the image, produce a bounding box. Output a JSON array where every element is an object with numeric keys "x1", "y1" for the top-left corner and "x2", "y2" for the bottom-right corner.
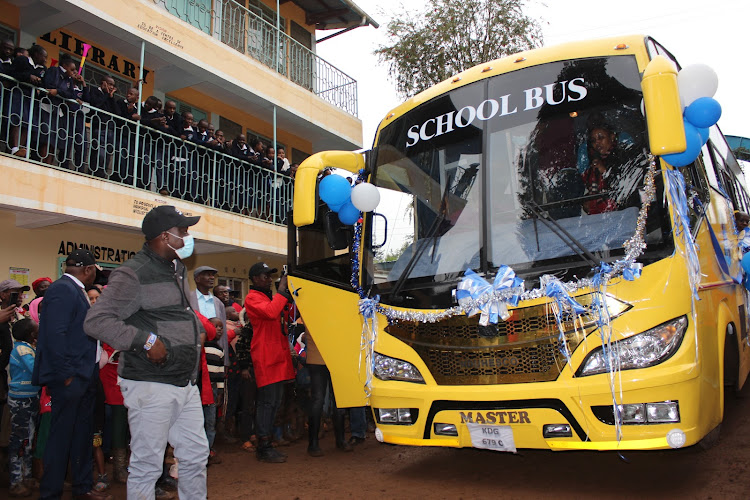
[
  {"x1": 350, "y1": 406, "x2": 367, "y2": 439},
  {"x1": 120, "y1": 379, "x2": 209, "y2": 500},
  {"x1": 203, "y1": 403, "x2": 216, "y2": 449},
  {"x1": 255, "y1": 381, "x2": 285, "y2": 440},
  {"x1": 8, "y1": 396, "x2": 38, "y2": 486}
]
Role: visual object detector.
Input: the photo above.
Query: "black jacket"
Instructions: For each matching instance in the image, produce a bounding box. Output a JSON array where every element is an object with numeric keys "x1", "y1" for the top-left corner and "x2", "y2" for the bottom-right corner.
[{"x1": 84, "y1": 244, "x2": 204, "y2": 386}]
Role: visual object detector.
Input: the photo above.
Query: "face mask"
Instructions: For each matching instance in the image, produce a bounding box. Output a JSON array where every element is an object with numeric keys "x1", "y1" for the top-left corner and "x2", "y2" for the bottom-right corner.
[{"x1": 167, "y1": 233, "x2": 195, "y2": 260}]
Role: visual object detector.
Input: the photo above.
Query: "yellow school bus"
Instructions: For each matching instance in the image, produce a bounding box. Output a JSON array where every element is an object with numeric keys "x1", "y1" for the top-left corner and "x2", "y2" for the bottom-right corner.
[{"x1": 288, "y1": 35, "x2": 750, "y2": 451}]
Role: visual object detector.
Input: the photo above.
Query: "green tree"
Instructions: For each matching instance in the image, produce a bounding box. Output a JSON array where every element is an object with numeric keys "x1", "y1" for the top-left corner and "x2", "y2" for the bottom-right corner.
[{"x1": 375, "y1": 0, "x2": 543, "y2": 99}]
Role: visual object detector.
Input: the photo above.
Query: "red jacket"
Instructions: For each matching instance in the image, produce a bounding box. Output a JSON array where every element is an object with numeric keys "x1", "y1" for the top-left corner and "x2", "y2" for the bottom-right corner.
[
  {"x1": 196, "y1": 313, "x2": 216, "y2": 405},
  {"x1": 100, "y1": 343, "x2": 124, "y2": 406},
  {"x1": 244, "y1": 289, "x2": 294, "y2": 388}
]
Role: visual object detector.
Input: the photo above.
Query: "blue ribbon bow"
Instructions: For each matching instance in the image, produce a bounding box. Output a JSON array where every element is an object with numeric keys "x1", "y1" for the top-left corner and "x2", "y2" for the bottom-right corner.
[
  {"x1": 456, "y1": 267, "x2": 524, "y2": 325},
  {"x1": 358, "y1": 295, "x2": 380, "y2": 399}
]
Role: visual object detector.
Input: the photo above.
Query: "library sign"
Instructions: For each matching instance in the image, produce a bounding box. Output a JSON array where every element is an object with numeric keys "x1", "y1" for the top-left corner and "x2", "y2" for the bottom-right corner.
[{"x1": 39, "y1": 30, "x2": 151, "y2": 84}]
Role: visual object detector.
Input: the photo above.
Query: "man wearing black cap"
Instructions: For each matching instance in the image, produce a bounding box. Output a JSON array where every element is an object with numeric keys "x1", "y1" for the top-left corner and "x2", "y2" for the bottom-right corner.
[
  {"x1": 84, "y1": 205, "x2": 209, "y2": 500},
  {"x1": 244, "y1": 262, "x2": 294, "y2": 463},
  {"x1": 32, "y1": 250, "x2": 111, "y2": 500}
]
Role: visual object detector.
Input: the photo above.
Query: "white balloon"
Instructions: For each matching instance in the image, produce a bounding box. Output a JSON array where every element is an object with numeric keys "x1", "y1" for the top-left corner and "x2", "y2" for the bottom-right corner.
[
  {"x1": 678, "y1": 64, "x2": 718, "y2": 108},
  {"x1": 350, "y1": 182, "x2": 381, "y2": 212}
]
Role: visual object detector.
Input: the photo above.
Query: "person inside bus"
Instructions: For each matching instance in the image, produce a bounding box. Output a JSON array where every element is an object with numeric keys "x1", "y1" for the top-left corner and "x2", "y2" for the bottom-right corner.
[{"x1": 581, "y1": 151, "x2": 617, "y2": 215}]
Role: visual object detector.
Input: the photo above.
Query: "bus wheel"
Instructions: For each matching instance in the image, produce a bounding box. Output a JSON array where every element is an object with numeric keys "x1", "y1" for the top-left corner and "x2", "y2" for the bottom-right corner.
[
  {"x1": 724, "y1": 324, "x2": 740, "y2": 394},
  {"x1": 698, "y1": 423, "x2": 721, "y2": 450}
]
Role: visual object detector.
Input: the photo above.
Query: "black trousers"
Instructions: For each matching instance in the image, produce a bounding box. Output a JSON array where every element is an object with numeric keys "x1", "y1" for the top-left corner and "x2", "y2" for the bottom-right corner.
[{"x1": 40, "y1": 372, "x2": 98, "y2": 499}]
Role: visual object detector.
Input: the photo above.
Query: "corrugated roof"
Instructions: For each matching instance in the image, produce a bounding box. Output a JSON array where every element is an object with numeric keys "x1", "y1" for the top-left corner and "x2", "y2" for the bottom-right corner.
[{"x1": 287, "y1": 0, "x2": 379, "y2": 30}]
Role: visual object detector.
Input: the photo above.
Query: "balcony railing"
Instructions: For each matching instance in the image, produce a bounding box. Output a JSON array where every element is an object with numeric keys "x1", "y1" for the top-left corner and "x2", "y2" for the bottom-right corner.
[
  {"x1": 0, "y1": 74, "x2": 293, "y2": 225},
  {"x1": 154, "y1": 0, "x2": 358, "y2": 116}
]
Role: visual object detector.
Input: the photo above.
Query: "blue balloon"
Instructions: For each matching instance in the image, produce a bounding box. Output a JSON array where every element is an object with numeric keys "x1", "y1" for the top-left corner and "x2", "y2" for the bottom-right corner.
[
  {"x1": 319, "y1": 175, "x2": 352, "y2": 207},
  {"x1": 662, "y1": 120, "x2": 702, "y2": 167},
  {"x1": 328, "y1": 201, "x2": 344, "y2": 212},
  {"x1": 338, "y1": 201, "x2": 360, "y2": 225},
  {"x1": 684, "y1": 97, "x2": 722, "y2": 129},
  {"x1": 743, "y1": 252, "x2": 750, "y2": 275},
  {"x1": 697, "y1": 126, "x2": 709, "y2": 145}
]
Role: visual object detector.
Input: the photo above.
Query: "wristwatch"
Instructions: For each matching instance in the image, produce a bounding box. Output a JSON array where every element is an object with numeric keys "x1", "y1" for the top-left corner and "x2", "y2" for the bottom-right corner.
[{"x1": 144, "y1": 333, "x2": 158, "y2": 351}]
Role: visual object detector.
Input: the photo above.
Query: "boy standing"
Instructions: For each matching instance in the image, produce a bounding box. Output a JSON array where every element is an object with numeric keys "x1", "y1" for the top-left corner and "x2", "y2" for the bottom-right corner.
[{"x1": 8, "y1": 318, "x2": 40, "y2": 497}]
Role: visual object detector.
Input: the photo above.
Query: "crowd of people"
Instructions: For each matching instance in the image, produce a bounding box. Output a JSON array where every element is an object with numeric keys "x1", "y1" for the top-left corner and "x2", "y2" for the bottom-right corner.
[
  {"x1": 1, "y1": 40, "x2": 297, "y2": 219},
  {"x1": 0, "y1": 205, "x2": 371, "y2": 499}
]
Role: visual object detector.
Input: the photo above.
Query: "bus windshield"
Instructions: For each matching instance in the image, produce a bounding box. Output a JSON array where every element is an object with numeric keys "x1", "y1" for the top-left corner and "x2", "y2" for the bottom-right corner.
[{"x1": 369, "y1": 55, "x2": 672, "y2": 302}]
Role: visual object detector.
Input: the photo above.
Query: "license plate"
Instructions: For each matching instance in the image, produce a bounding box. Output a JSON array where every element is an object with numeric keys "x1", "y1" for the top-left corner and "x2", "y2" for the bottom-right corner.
[{"x1": 466, "y1": 423, "x2": 516, "y2": 453}]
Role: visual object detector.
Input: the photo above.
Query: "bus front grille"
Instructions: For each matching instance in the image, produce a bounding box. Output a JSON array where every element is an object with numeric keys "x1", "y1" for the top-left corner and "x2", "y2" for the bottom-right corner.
[
  {"x1": 416, "y1": 340, "x2": 576, "y2": 385},
  {"x1": 384, "y1": 293, "x2": 629, "y2": 385}
]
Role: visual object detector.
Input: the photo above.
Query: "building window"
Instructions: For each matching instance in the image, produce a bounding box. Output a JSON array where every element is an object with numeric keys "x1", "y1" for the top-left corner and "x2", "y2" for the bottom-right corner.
[
  {"x1": 166, "y1": 96, "x2": 208, "y2": 123},
  {"x1": 218, "y1": 277, "x2": 245, "y2": 300},
  {"x1": 0, "y1": 23, "x2": 17, "y2": 45},
  {"x1": 219, "y1": 116, "x2": 243, "y2": 142},
  {"x1": 247, "y1": 0, "x2": 285, "y2": 29},
  {"x1": 246, "y1": 129, "x2": 284, "y2": 154},
  {"x1": 292, "y1": 148, "x2": 310, "y2": 165}
]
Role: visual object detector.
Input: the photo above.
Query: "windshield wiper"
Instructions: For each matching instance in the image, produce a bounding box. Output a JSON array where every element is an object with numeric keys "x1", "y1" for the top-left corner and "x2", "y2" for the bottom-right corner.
[
  {"x1": 523, "y1": 199, "x2": 600, "y2": 269},
  {"x1": 390, "y1": 181, "x2": 452, "y2": 298}
]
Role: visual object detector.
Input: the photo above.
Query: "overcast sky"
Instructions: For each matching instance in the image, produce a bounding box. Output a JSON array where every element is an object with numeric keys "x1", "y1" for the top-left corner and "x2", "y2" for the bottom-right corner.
[{"x1": 318, "y1": 0, "x2": 749, "y2": 147}]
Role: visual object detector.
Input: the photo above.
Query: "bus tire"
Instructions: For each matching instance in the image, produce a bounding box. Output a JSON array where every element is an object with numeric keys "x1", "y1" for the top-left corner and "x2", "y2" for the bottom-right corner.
[
  {"x1": 698, "y1": 423, "x2": 721, "y2": 451},
  {"x1": 724, "y1": 324, "x2": 740, "y2": 394}
]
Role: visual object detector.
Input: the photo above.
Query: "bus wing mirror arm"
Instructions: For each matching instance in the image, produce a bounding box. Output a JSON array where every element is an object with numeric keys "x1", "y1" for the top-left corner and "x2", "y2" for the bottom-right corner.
[{"x1": 293, "y1": 151, "x2": 366, "y2": 227}]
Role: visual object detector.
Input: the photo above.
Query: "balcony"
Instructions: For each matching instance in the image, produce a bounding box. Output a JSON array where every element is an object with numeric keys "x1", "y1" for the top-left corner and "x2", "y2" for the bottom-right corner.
[
  {"x1": 154, "y1": 0, "x2": 359, "y2": 116},
  {"x1": 0, "y1": 74, "x2": 293, "y2": 228}
]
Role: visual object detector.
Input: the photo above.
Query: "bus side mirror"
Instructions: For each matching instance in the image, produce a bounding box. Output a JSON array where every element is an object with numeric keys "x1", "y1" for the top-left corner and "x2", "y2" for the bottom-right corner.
[
  {"x1": 641, "y1": 55, "x2": 686, "y2": 155},
  {"x1": 293, "y1": 151, "x2": 366, "y2": 227},
  {"x1": 323, "y1": 211, "x2": 350, "y2": 250}
]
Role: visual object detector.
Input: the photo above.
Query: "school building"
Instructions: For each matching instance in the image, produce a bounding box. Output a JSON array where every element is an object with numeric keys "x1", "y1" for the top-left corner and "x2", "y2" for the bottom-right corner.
[{"x1": 0, "y1": 0, "x2": 376, "y2": 298}]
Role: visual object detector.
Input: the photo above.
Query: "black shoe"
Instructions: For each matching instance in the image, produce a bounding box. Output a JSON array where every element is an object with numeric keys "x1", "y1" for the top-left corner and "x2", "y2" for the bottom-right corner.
[
  {"x1": 156, "y1": 476, "x2": 178, "y2": 492},
  {"x1": 348, "y1": 436, "x2": 366, "y2": 446},
  {"x1": 307, "y1": 445, "x2": 324, "y2": 457},
  {"x1": 257, "y1": 446, "x2": 287, "y2": 463},
  {"x1": 336, "y1": 440, "x2": 354, "y2": 452}
]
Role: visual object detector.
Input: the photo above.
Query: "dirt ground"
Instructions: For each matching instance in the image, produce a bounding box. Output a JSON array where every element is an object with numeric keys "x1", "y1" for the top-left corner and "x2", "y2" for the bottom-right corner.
[{"x1": 7, "y1": 383, "x2": 750, "y2": 499}]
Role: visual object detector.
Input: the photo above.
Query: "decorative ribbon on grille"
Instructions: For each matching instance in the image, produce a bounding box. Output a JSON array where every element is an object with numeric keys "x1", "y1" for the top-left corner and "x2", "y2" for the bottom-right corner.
[
  {"x1": 358, "y1": 295, "x2": 380, "y2": 399},
  {"x1": 455, "y1": 267, "x2": 524, "y2": 325},
  {"x1": 542, "y1": 276, "x2": 587, "y2": 362}
]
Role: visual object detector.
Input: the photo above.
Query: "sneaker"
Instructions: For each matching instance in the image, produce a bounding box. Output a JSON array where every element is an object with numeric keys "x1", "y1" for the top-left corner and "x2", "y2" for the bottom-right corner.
[
  {"x1": 94, "y1": 473, "x2": 110, "y2": 492},
  {"x1": 9, "y1": 482, "x2": 31, "y2": 497}
]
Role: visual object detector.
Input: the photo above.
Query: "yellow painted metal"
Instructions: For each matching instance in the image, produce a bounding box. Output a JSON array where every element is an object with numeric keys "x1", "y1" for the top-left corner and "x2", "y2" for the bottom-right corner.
[
  {"x1": 293, "y1": 151, "x2": 365, "y2": 227},
  {"x1": 642, "y1": 55, "x2": 686, "y2": 155},
  {"x1": 288, "y1": 35, "x2": 750, "y2": 451}
]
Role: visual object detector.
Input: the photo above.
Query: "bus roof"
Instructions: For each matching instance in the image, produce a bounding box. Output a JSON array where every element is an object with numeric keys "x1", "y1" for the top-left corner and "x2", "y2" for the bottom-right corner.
[{"x1": 375, "y1": 34, "x2": 652, "y2": 139}]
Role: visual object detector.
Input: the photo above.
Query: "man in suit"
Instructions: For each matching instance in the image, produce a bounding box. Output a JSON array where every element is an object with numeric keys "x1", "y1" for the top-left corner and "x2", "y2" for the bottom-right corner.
[
  {"x1": 32, "y1": 249, "x2": 111, "y2": 500},
  {"x1": 189, "y1": 266, "x2": 228, "y2": 460}
]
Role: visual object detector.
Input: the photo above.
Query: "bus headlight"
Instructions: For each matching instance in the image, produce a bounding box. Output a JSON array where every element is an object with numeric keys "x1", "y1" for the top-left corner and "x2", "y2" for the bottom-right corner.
[
  {"x1": 577, "y1": 316, "x2": 687, "y2": 377},
  {"x1": 374, "y1": 353, "x2": 425, "y2": 383}
]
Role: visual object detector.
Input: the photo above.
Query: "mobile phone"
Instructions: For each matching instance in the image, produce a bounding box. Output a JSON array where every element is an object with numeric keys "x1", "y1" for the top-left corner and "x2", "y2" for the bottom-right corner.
[{"x1": 9, "y1": 291, "x2": 19, "y2": 306}]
